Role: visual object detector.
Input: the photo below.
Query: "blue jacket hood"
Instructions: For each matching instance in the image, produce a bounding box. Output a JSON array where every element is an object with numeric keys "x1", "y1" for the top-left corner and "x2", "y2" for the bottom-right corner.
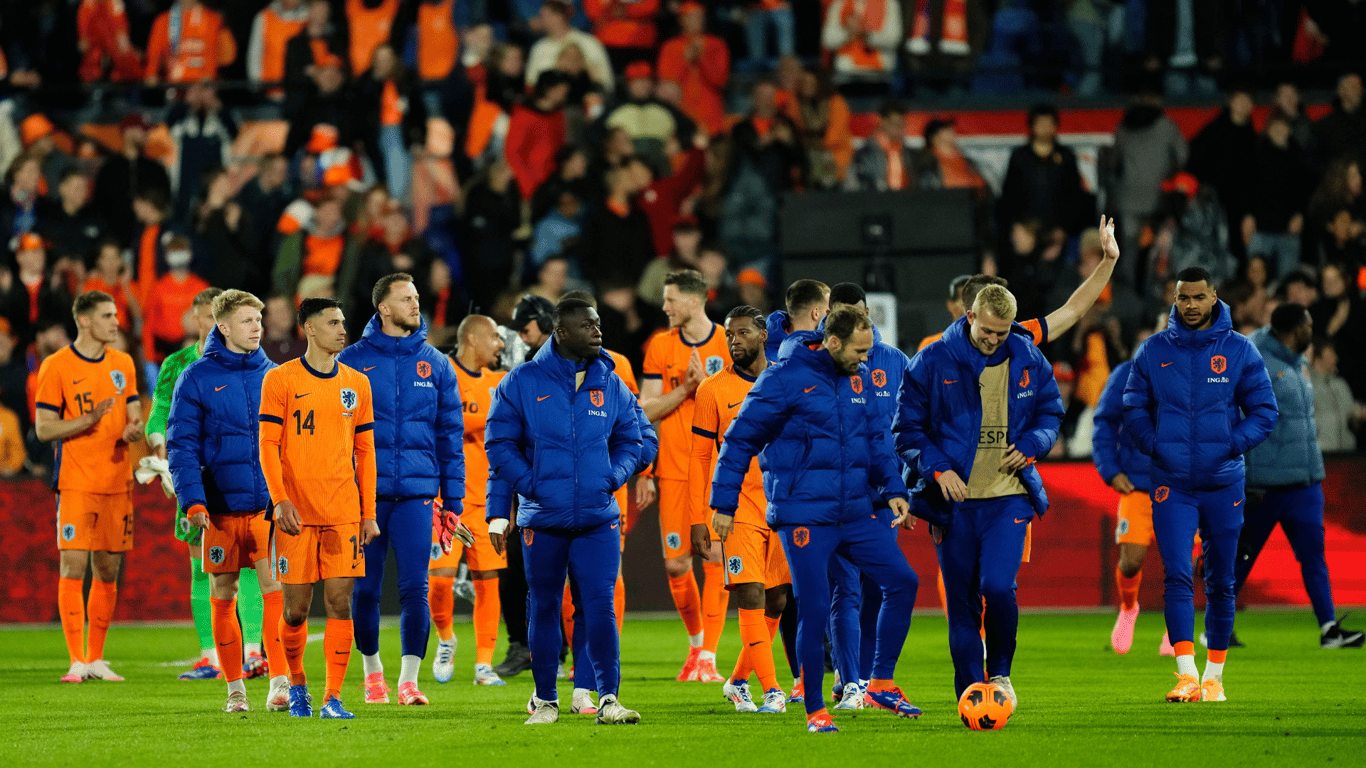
[
  {"x1": 1166, "y1": 300, "x2": 1234, "y2": 349},
  {"x1": 765, "y1": 310, "x2": 794, "y2": 360}
]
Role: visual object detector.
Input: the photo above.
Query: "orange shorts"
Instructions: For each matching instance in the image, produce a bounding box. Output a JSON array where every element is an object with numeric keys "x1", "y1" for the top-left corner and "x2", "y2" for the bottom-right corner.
[
  {"x1": 204, "y1": 511, "x2": 271, "y2": 573},
  {"x1": 722, "y1": 521, "x2": 791, "y2": 588},
  {"x1": 430, "y1": 503, "x2": 507, "y2": 571},
  {"x1": 57, "y1": 490, "x2": 133, "y2": 552},
  {"x1": 1115, "y1": 491, "x2": 1154, "y2": 546},
  {"x1": 659, "y1": 478, "x2": 713, "y2": 559},
  {"x1": 614, "y1": 484, "x2": 629, "y2": 554},
  {"x1": 272, "y1": 522, "x2": 363, "y2": 584}
]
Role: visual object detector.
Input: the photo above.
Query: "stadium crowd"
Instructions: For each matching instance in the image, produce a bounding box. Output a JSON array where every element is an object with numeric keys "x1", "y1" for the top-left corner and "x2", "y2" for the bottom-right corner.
[{"x1": 0, "y1": 0, "x2": 1364, "y2": 484}]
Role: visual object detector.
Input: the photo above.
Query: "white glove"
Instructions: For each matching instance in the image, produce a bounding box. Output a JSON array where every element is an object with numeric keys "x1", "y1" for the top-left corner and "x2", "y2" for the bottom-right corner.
[{"x1": 488, "y1": 518, "x2": 509, "y2": 536}]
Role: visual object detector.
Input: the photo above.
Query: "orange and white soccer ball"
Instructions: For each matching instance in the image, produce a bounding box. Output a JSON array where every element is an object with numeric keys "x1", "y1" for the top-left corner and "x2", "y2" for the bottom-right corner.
[{"x1": 958, "y1": 682, "x2": 1013, "y2": 730}]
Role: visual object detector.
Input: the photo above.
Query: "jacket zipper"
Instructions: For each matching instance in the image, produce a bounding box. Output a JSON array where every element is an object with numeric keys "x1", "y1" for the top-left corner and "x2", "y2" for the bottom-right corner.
[
  {"x1": 836, "y1": 377, "x2": 846, "y2": 525},
  {"x1": 393, "y1": 352, "x2": 402, "y2": 492},
  {"x1": 570, "y1": 369, "x2": 579, "y2": 528}
]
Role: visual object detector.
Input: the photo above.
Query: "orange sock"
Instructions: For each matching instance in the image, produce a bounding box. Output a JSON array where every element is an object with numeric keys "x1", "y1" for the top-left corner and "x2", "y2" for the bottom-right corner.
[
  {"x1": 701, "y1": 561, "x2": 729, "y2": 653},
  {"x1": 937, "y1": 569, "x2": 948, "y2": 618},
  {"x1": 472, "y1": 578, "x2": 500, "y2": 666},
  {"x1": 739, "y1": 607, "x2": 778, "y2": 691},
  {"x1": 1117, "y1": 567, "x2": 1142, "y2": 611},
  {"x1": 867, "y1": 677, "x2": 896, "y2": 692},
  {"x1": 1173, "y1": 640, "x2": 1195, "y2": 658},
  {"x1": 85, "y1": 580, "x2": 117, "y2": 662},
  {"x1": 260, "y1": 590, "x2": 286, "y2": 677},
  {"x1": 1207, "y1": 649, "x2": 1227, "y2": 663},
  {"x1": 209, "y1": 596, "x2": 244, "y2": 682},
  {"x1": 429, "y1": 576, "x2": 454, "y2": 641},
  {"x1": 280, "y1": 617, "x2": 308, "y2": 686},
  {"x1": 765, "y1": 614, "x2": 779, "y2": 640},
  {"x1": 58, "y1": 577, "x2": 86, "y2": 663},
  {"x1": 323, "y1": 618, "x2": 353, "y2": 702},
  {"x1": 667, "y1": 572, "x2": 703, "y2": 638},
  {"x1": 614, "y1": 573, "x2": 625, "y2": 635},
  {"x1": 807, "y1": 706, "x2": 830, "y2": 722},
  {"x1": 562, "y1": 582, "x2": 575, "y2": 650}
]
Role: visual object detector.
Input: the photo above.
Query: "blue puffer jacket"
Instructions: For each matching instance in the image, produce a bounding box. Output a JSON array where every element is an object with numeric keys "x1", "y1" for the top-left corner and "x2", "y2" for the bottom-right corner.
[
  {"x1": 711, "y1": 331, "x2": 908, "y2": 527},
  {"x1": 337, "y1": 314, "x2": 464, "y2": 504},
  {"x1": 1092, "y1": 359, "x2": 1153, "y2": 492},
  {"x1": 484, "y1": 339, "x2": 642, "y2": 529},
  {"x1": 764, "y1": 310, "x2": 795, "y2": 361},
  {"x1": 893, "y1": 316, "x2": 1064, "y2": 525},
  {"x1": 1245, "y1": 327, "x2": 1323, "y2": 488},
  {"x1": 1123, "y1": 302, "x2": 1278, "y2": 491},
  {"x1": 167, "y1": 328, "x2": 277, "y2": 514}
]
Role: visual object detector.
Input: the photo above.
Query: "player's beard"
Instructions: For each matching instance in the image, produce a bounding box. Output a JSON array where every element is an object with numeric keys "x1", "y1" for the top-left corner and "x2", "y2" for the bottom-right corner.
[
  {"x1": 732, "y1": 347, "x2": 759, "y2": 371},
  {"x1": 1180, "y1": 307, "x2": 1213, "y2": 330},
  {"x1": 394, "y1": 314, "x2": 421, "y2": 333}
]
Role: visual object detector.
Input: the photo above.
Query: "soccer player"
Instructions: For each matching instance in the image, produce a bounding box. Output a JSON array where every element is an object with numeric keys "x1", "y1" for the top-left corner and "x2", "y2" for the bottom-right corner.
[
  {"x1": 1094, "y1": 328, "x2": 1162, "y2": 654},
  {"x1": 916, "y1": 275, "x2": 972, "y2": 352},
  {"x1": 638, "y1": 269, "x2": 732, "y2": 682},
  {"x1": 36, "y1": 291, "x2": 143, "y2": 683},
  {"x1": 764, "y1": 278, "x2": 829, "y2": 359},
  {"x1": 712, "y1": 307, "x2": 920, "y2": 734},
  {"x1": 428, "y1": 313, "x2": 509, "y2": 686},
  {"x1": 485, "y1": 297, "x2": 643, "y2": 725},
  {"x1": 693, "y1": 305, "x2": 791, "y2": 715},
  {"x1": 1122, "y1": 267, "x2": 1277, "y2": 703},
  {"x1": 339, "y1": 273, "x2": 466, "y2": 705},
  {"x1": 259, "y1": 298, "x2": 378, "y2": 719},
  {"x1": 1236, "y1": 304, "x2": 1363, "y2": 648},
  {"x1": 896, "y1": 285, "x2": 1064, "y2": 708},
  {"x1": 166, "y1": 290, "x2": 290, "y2": 712}
]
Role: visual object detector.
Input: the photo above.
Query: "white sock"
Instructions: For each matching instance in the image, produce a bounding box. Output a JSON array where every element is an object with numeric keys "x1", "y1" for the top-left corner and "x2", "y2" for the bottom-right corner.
[
  {"x1": 1176, "y1": 654, "x2": 1199, "y2": 678},
  {"x1": 1203, "y1": 661, "x2": 1224, "y2": 682},
  {"x1": 270, "y1": 674, "x2": 289, "y2": 687},
  {"x1": 688, "y1": 632, "x2": 704, "y2": 647},
  {"x1": 362, "y1": 653, "x2": 384, "y2": 677},
  {"x1": 698, "y1": 649, "x2": 716, "y2": 662},
  {"x1": 227, "y1": 678, "x2": 246, "y2": 695},
  {"x1": 398, "y1": 655, "x2": 421, "y2": 686},
  {"x1": 203, "y1": 648, "x2": 219, "y2": 666},
  {"x1": 244, "y1": 642, "x2": 262, "y2": 656},
  {"x1": 573, "y1": 687, "x2": 593, "y2": 701}
]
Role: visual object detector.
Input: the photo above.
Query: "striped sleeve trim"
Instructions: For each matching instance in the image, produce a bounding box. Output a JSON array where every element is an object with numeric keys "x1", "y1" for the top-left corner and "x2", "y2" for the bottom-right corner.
[
  {"x1": 642, "y1": 373, "x2": 662, "y2": 380},
  {"x1": 35, "y1": 402, "x2": 61, "y2": 413},
  {"x1": 355, "y1": 423, "x2": 375, "y2": 433},
  {"x1": 259, "y1": 414, "x2": 284, "y2": 425},
  {"x1": 126, "y1": 395, "x2": 139, "y2": 404},
  {"x1": 691, "y1": 426, "x2": 717, "y2": 439}
]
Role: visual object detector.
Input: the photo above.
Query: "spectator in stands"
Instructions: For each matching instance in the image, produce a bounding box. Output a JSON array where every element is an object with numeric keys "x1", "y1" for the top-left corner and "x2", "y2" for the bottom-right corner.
[
  {"x1": 284, "y1": 57, "x2": 356, "y2": 159},
  {"x1": 1145, "y1": 0, "x2": 1225, "y2": 96},
  {"x1": 627, "y1": 143, "x2": 706, "y2": 258},
  {"x1": 284, "y1": 0, "x2": 350, "y2": 92},
  {"x1": 742, "y1": 0, "x2": 796, "y2": 72},
  {"x1": 505, "y1": 71, "x2": 571, "y2": 202},
  {"x1": 917, "y1": 117, "x2": 986, "y2": 192},
  {"x1": 91, "y1": 113, "x2": 171, "y2": 247},
  {"x1": 581, "y1": 162, "x2": 654, "y2": 286},
  {"x1": 1107, "y1": 93, "x2": 1187, "y2": 288},
  {"x1": 999, "y1": 103, "x2": 1087, "y2": 240},
  {"x1": 167, "y1": 81, "x2": 236, "y2": 220},
  {"x1": 351, "y1": 185, "x2": 392, "y2": 242},
  {"x1": 1279, "y1": 270, "x2": 1319, "y2": 309},
  {"x1": 1310, "y1": 338, "x2": 1363, "y2": 452},
  {"x1": 531, "y1": 189, "x2": 584, "y2": 267},
  {"x1": 821, "y1": 0, "x2": 902, "y2": 79},
  {"x1": 19, "y1": 114, "x2": 72, "y2": 201},
  {"x1": 237, "y1": 154, "x2": 293, "y2": 257},
  {"x1": 1273, "y1": 80, "x2": 1315, "y2": 160},
  {"x1": 785, "y1": 66, "x2": 852, "y2": 189},
  {"x1": 531, "y1": 144, "x2": 591, "y2": 224},
  {"x1": 1311, "y1": 262, "x2": 1366, "y2": 400},
  {"x1": 76, "y1": 0, "x2": 142, "y2": 84},
  {"x1": 360, "y1": 44, "x2": 425, "y2": 203},
  {"x1": 413, "y1": 0, "x2": 465, "y2": 104},
  {"x1": 0, "y1": 320, "x2": 28, "y2": 460},
  {"x1": 604, "y1": 62, "x2": 696, "y2": 169},
  {"x1": 2, "y1": 152, "x2": 57, "y2": 241},
  {"x1": 346, "y1": 0, "x2": 401, "y2": 79},
  {"x1": 193, "y1": 167, "x2": 258, "y2": 294},
  {"x1": 1307, "y1": 158, "x2": 1365, "y2": 265},
  {"x1": 459, "y1": 159, "x2": 521, "y2": 302},
  {"x1": 463, "y1": 40, "x2": 525, "y2": 167},
  {"x1": 555, "y1": 43, "x2": 607, "y2": 138},
  {"x1": 853, "y1": 100, "x2": 915, "y2": 192},
  {"x1": 1320, "y1": 208, "x2": 1366, "y2": 268},
  {"x1": 1247, "y1": 112, "x2": 1311, "y2": 280},
  {"x1": 729, "y1": 81, "x2": 805, "y2": 196},
  {"x1": 144, "y1": 0, "x2": 237, "y2": 87},
  {"x1": 81, "y1": 239, "x2": 139, "y2": 334},
  {"x1": 272, "y1": 195, "x2": 348, "y2": 299},
  {"x1": 1188, "y1": 87, "x2": 1258, "y2": 256},
  {"x1": 130, "y1": 186, "x2": 179, "y2": 314},
  {"x1": 1046, "y1": 362, "x2": 1089, "y2": 459},
  {"x1": 639, "y1": 217, "x2": 703, "y2": 306},
  {"x1": 1312, "y1": 73, "x2": 1366, "y2": 171},
  {"x1": 143, "y1": 234, "x2": 210, "y2": 362},
  {"x1": 261, "y1": 294, "x2": 307, "y2": 363},
  {"x1": 736, "y1": 267, "x2": 768, "y2": 311},
  {"x1": 343, "y1": 203, "x2": 434, "y2": 337},
  {"x1": 657, "y1": 2, "x2": 729, "y2": 138},
  {"x1": 248, "y1": 0, "x2": 308, "y2": 96},
  {"x1": 1227, "y1": 256, "x2": 1273, "y2": 330},
  {"x1": 587, "y1": 126, "x2": 635, "y2": 197},
  {"x1": 0, "y1": 232, "x2": 72, "y2": 346},
  {"x1": 698, "y1": 243, "x2": 738, "y2": 321},
  {"x1": 0, "y1": 383, "x2": 23, "y2": 475},
  {"x1": 527, "y1": 0, "x2": 614, "y2": 95},
  {"x1": 527, "y1": 255, "x2": 571, "y2": 304},
  {"x1": 585, "y1": 0, "x2": 660, "y2": 72},
  {"x1": 38, "y1": 170, "x2": 103, "y2": 265}
]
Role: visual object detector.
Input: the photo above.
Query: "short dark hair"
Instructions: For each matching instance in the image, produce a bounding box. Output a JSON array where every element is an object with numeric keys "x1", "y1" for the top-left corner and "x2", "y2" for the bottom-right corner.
[
  {"x1": 961, "y1": 275, "x2": 1008, "y2": 314},
  {"x1": 725, "y1": 304, "x2": 765, "y2": 329},
  {"x1": 1277, "y1": 270, "x2": 1317, "y2": 299},
  {"x1": 73, "y1": 290, "x2": 115, "y2": 319},
  {"x1": 785, "y1": 279, "x2": 829, "y2": 315},
  {"x1": 192, "y1": 287, "x2": 224, "y2": 309},
  {"x1": 1175, "y1": 267, "x2": 1214, "y2": 286},
  {"x1": 824, "y1": 305, "x2": 872, "y2": 343},
  {"x1": 664, "y1": 269, "x2": 707, "y2": 298},
  {"x1": 1028, "y1": 103, "x2": 1059, "y2": 125},
  {"x1": 1270, "y1": 302, "x2": 1310, "y2": 335},
  {"x1": 949, "y1": 274, "x2": 973, "y2": 302},
  {"x1": 298, "y1": 297, "x2": 342, "y2": 327},
  {"x1": 372, "y1": 272, "x2": 414, "y2": 308},
  {"x1": 561, "y1": 289, "x2": 596, "y2": 308},
  {"x1": 553, "y1": 297, "x2": 594, "y2": 328},
  {"x1": 828, "y1": 282, "x2": 866, "y2": 307},
  {"x1": 924, "y1": 118, "x2": 955, "y2": 144}
]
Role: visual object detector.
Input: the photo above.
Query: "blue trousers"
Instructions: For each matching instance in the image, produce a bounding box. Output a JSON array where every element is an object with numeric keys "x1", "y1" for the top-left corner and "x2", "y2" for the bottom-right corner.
[
  {"x1": 828, "y1": 509, "x2": 896, "y2": 685},
  {"x1": 523, "y1": 519, "x2": 621, "y2": 702},
  {"x1": 1234, "y1": 483, "x2": 1335, "y2": 627},
  {"x1": 353, "y1": 498, "x2": 434, "y2": 659},
  {"x1": 935, "y1": 496, "x2": 1031, "y2": 699},
  {"x1": 1153, "y1": 483, "x2": 1243, "y2": 652},
  {"x1": 780, "y1": 513, "x2": 918, "y2": 715}
]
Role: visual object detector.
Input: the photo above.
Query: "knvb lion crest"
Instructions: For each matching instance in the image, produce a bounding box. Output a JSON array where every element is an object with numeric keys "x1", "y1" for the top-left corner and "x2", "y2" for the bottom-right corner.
[
  {"x1": 430, "y1": 543, "x2": 441, "y2": 560},
  {"x1": 417, "y1": 360, "x2": 432, "y2": 379},
  {"x1": 1155, "y1": 486, "x2": 1170, "y2": 503},
  {"x1": 340, "y1": 388, "x2": 358, "y2": 410},
  {"x1": 61, "y1": 524, "x2": 75, "y2": 541},
  {"x1": 726, "y1": 556, "x2": 743, "y2": 575},
  {"x1": 705, "y1": 355, "x2": 725, "y2": 376},
  {"x1": 666, "y1": 532, "x2": 682, "y2": 550},
  {"x1": 277, "y1": 557, "x2": 289, "y2": 575},
  {"x1": 871, "y1": 369, "x2": 887, "y2": 388},
  {"x1": 850, "y1": 376, "x2": 863, "y2": 394},
  {"x1": 208, "y1": 546, "x2": 225, "y2": 565},
  {"x1": 793, "y1": 527, "x2": 810, "y2": 548},
  {"x1": 1211, "y1": 355, "x2": 1227, "y2": 374},
  {"x1": 590, "y1": 390, "x2": 604, "y2": 407},
  {"x1": 110, "y1": 370, "x2": 126, "y2": 390},
  {"x1": 522, "y1": 529, "x2": 534, "y2": 547},
  {"x1": 1019, "y1": 369, "x2": 1030, "y2": 388}
]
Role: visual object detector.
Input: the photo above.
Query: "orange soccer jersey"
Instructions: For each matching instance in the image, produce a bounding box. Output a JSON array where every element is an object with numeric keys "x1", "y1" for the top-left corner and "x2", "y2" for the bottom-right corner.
[
  {"x1": 259, "y1": 358, "x2": 376, "y2": 525},
  {"x1": 34, "y1": 345, "x2": 139, "y2": 494},
  {"x1": 453, "y1": 360, "x2": 506, "y2": 507},
  {"x1": 642, "y1": 324, "x2": 730, "y2": 480},
  {"x1": 690, "y1": 364, "x2": 766, "y2": 528}
]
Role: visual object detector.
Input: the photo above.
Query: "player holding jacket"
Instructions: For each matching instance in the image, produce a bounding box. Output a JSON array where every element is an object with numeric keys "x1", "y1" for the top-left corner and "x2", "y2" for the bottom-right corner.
[{"x1": 1123, "y1": 267, "x2": 1277, "y2": 703}]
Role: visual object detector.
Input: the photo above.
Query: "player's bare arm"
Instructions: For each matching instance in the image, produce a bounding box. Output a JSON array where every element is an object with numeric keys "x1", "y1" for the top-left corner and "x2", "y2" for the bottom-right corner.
[
  {"x1": 121, "y1": 400, "x2": 144, "y2": 444},
  {"x1": 638, "y1": 354, "x2": 704, "y2": 423},
  {"x1": 34, "y1": 397, "x2": 116, "y2": 442},
  {"x1": 1044, "y1": 215, "x2": 1120, "y2": 338}
]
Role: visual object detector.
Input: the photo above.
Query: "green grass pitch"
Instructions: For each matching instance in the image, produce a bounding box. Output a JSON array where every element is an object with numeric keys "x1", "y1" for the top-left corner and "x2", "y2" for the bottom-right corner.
[{"x1": 2, "y1": 610, "x2": 1362, "y2": 767}]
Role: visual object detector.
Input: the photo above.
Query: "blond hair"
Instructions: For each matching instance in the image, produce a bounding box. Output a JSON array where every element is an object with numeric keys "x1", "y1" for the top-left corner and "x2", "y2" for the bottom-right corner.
[
  {"x1": 972, "y1": 284, "x2": 1017, "y2": 322},
  {"x1": 212, "y1": 289, "x2": 265, "y2": 322}
]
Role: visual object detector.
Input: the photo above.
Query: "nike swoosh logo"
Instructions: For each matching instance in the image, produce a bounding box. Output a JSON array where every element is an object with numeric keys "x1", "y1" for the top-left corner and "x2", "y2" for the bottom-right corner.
[
  {"x1": 727, "y1": 401, "x2": 744, "y2": 409},
  {"x1": 943, "y1": 379, "x2": 958, "y2": 385},
  {"x1": 747, "y1": 641, "x2": 763, "y2": 647},
  {"x1": 804, "y1": 386, "x2": 817, "y2": 393},
  {"x1": 215, "y1": 386, "x2": 227, "y2": 392},
  {"x1": 363, "y1": 366, "x2": 376, "y2": 372},
  {"x1": 1161, "y1": 362, "x2": 1174, "y2": 368},
  {"x1": 334, "y1": 650, "x2": 348, "y2": 655},
  {"x1": 537, "y1": 395, "x2": 551, "y2": 401},
  {"x1": 218, "y1": 641, "x2": 234, "y2": 647},
  {"x1": 1234, "y1": 499, "x2": 1243, "y2": 506},
  {"x1": 294, "y1": 393, "x2": 310, "y2": 399},
  {"x1": 73, "y1": 379, "x2": 85, "y2": 385},
  {"x1": 1014, "y1": 518, "x2": 1029, "y2": 523}
]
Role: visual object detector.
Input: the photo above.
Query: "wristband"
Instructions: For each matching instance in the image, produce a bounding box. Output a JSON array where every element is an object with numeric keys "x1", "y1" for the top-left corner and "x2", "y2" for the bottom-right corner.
[{"x1": 489, "y1": 518, "x2": 509, "y2": 536}]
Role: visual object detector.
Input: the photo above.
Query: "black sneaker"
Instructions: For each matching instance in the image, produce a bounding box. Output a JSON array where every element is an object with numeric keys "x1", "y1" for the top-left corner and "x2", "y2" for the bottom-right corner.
[
  {"x1": 495, "y1": 641, "x2": 533, "y2": 677},
  {"x1": 1321, "y1": 618, "x2": 1365, "y2": 649}
]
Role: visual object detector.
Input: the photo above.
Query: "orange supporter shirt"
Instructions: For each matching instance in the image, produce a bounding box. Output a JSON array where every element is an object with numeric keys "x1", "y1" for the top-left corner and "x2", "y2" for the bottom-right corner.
[
  {"x1": 258, "y1": 358, "x2": 377, "y2": 524},
  {"x1": 302, "y1": 233, "x2": 346, "y2": 277},
  {"x1": 690, "y1": 364, "x2": 766, "y2": 528},
  {"x1": 416, "y1": 0, "x2": 459, "y2": 81},
  {"x1": 584, "y1": 0, "x2": 660, "y2": 49},
  {"x1": 34, "y1": 344, "x2": 139, "y2": 494},
  {"x1": 656, "y1": 33, "x2": 729, "y2": 136},
  {"x1": 346, "y1": 0, "x2": 398, "y2": 77},
  {"x1": 256, "y1": 5, "x2": 307, "y2": 84},
  {"x1": 642, "y1": 323, "x2": 731, "y2": 480},
  {"x1": 146, "y1": 271, "x2": 210, "y2": 344},
  {"x1": 381, "y1": 80, "x2": 403, "y2": 126},
  {"x1": 453, "y1": 360, "x2": 506, "y2": 507},
  {"x1": 145, "y1": 3, "x2": 236, "y2": 83}
]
